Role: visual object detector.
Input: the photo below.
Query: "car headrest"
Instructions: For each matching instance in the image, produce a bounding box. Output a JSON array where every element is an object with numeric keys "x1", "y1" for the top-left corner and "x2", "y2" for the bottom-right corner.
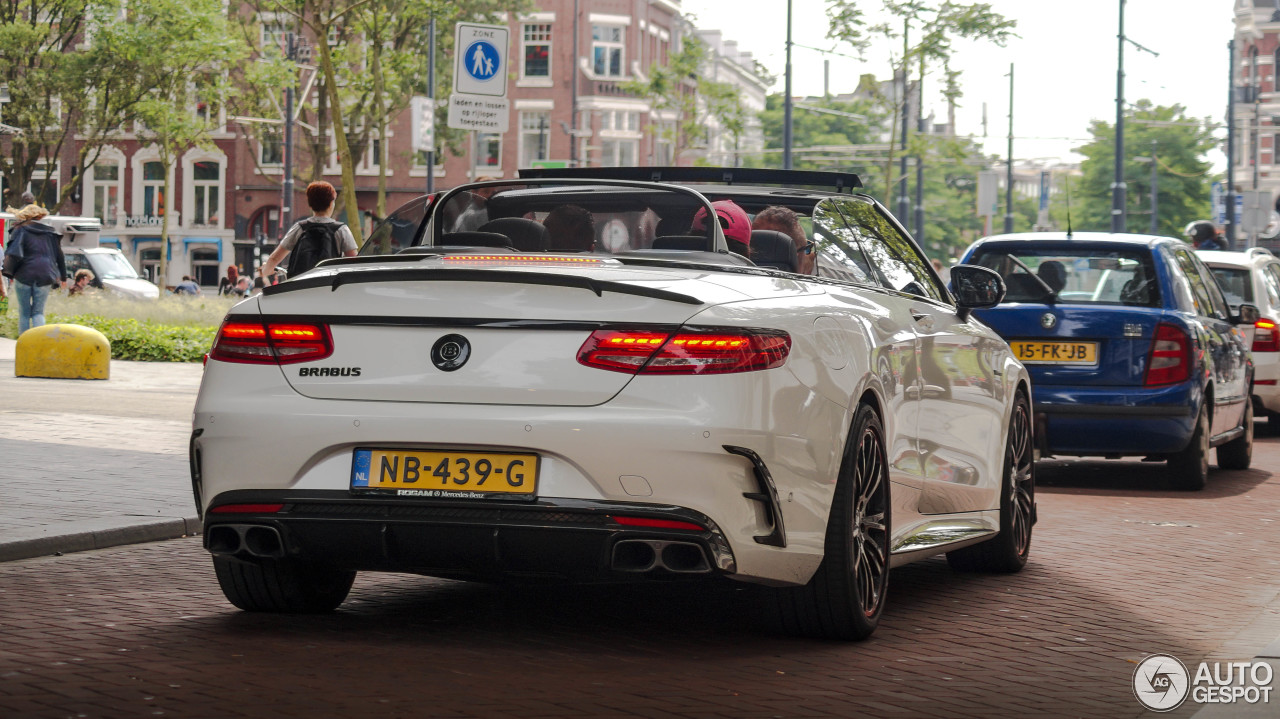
[
  {"x1": 478, "y1": 217, "x2": 549, "y2": 252},
  {"x1": 1037, "y1": 260, "x2": 1067, "y2": 292},
  {"x1": 750, "y1": 230, "x2": 797, "y2": 272},
  {"x1": 652, "y1": 235, "x2": 711, "y2": 251},
  {"x1": 438, "y1": 231, "x2": 515, "y2": 249}
]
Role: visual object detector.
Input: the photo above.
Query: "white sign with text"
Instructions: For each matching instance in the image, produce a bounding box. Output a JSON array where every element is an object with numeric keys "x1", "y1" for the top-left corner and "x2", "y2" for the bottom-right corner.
[{"x1": 447, "y1": 94, "x2": 510, "y2": 133}]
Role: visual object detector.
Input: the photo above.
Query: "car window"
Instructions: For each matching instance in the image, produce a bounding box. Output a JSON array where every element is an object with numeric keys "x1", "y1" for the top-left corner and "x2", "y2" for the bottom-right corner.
[
  {"x1": 1209, "y1": 267, "x2": 1253, "y2": 310},
  {"x1": 1265, "y1": 264, "x2": 1280, "y2": 307},
  {"x1": 360, "y1": 196, "x2": 431, "y2": 256},
  {"x1": 86, "y1": 251, "x2": 140, "y2": 280},
  {"x1": 63, "y1": 253, "x2": 91, "y2": 280},
  {"x1": 811, "y1": 200, "x2": 875, "y2": 284},
  {"x1": 1193, "y1": 256, "x2": 1231, "y2": 319},
  {"x1": 969, "y1": 245, "x2": 1160, "y2": 306},
  {"x1": 1172, "y1": 248, "x2": 1215, "y2": 317},
  {"x1": 815, "y1": 196, "x2": 945, "y2": 301}
]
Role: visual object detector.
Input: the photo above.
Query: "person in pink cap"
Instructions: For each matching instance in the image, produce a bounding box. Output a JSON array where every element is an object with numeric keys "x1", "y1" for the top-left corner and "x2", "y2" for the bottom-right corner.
[{"x1": 690, "y1": 199, "x2": 751, "y2": 256}]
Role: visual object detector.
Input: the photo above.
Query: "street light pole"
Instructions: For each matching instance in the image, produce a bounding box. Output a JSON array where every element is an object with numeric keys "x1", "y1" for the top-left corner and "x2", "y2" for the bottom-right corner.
[
  {"x1": 281, "y1": 33, "x2": 298, "y2": 240},
  {"x1": 1112, "y1": 0, "x2": 1127, "y2": 233},
  {"x1": 783, "y1": 0, "x2": 793, "y2": 170},
  {"x1": 1227, "y1": 39, "x2": 1237, "y2": 246},
  {"x1": 1004, "y1": 64, "x2": 1014, "y2": 234},
  {"x1": 427, "y1": 16, "x2": 435, "y2": 195}
]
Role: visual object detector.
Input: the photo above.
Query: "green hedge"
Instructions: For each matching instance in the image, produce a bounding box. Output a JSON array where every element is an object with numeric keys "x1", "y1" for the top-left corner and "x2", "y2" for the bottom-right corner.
[{"x1": 0, "y1": 311, "x2": 215, "y2": 362}]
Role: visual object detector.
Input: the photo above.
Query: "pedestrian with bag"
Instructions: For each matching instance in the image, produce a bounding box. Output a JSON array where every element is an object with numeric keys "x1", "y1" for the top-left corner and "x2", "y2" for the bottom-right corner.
[
  {"x1": 1, "y1": 203, "x2": 66, "y2": 335},
  {"x1": 260, "y1": 181, "x2": 358, "y2": 280}
]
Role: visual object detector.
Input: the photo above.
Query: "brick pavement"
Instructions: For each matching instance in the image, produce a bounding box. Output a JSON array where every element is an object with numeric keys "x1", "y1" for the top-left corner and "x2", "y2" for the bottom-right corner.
[
  {"x1": 0, "y1": 337, "x2": 202, "y2": 560},
  {"x1": 0, "y1": 444, "x2": 1278, "y2": 717}
]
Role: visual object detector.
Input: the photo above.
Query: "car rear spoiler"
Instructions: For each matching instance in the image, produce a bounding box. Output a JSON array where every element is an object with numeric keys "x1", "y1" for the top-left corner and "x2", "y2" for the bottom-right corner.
[
  {"x1": 262, "y1": 266, "x2": 705, "y2": 305},
  {"x1": 518, "y1": 166, "x2": 862, "y2": 193}
]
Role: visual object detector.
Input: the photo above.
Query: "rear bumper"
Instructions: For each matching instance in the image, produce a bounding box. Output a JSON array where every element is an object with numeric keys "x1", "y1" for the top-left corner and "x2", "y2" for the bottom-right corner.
[
  {"x1": 203, "y1": 490, "x2": 736, "y2": 582},
  {"x1": 1252, "y1": 351, "x2": 1280, "y2": 413},
  {"x1": 1033, "y1": 382, "x2": 1197, "y2": 456}
]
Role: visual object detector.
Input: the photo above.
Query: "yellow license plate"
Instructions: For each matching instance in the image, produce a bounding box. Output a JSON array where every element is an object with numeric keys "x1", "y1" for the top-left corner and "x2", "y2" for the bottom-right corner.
[
  {"x1": 351, "y1": 448, "x2": 538, "y2": 498},
  {"x1": 1011, "y1": 341, "x2": 1099, "y2": 365}
]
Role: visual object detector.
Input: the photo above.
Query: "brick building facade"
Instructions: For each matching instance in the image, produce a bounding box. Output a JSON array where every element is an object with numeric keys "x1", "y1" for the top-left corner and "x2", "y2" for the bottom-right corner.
[{"x1": 28, "y1": 0, "x2": 769, "y2": 288}]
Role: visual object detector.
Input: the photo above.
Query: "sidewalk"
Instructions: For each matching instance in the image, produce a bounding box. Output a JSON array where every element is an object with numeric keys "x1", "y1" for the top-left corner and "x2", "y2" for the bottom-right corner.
[{"x1": 0, "y1": 336, "x2": 204, "y2": 561}]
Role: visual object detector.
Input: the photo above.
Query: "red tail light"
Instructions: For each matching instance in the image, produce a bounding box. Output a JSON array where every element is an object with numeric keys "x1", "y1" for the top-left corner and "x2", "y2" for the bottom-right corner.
[
  {"x1": 611, "y1": 516, "x2": 705, "y2": 531},
  {"x1": 1144, "y1": 323, "x2": 1191, "y2": 386},
  {"x1": 1254, "y1": 319, "x2": 1279, "y2": 352},
  {"x1": 209, "y1": 320, "x2": 333, "y2": 365},
  {"x1": 577, "y1": 328, "x2": 791, "y2": 375}
]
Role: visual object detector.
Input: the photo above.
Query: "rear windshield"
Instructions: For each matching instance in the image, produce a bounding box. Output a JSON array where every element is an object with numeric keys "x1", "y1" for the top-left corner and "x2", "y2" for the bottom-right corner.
[
  {"x1": 970, "y1": 245, "x2": 1161, "y2": 307},
  {"x1": 427, "y1": 180, "x2": 717, "y2": 254},
  {"x1": 1209, "y1": 267, "x2": 1253, "y2": 309}
]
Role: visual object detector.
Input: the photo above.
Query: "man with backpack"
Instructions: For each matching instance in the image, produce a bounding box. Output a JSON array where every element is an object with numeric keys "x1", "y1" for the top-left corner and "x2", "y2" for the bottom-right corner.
[{"x1": 260, "y1": 181, "x2": 359, "y2": 281}]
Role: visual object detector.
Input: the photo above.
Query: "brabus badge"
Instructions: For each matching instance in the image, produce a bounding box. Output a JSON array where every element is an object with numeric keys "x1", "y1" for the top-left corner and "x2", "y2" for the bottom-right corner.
[
  {"x1": 1040, "y1": 313, "x2": 1057, "y2": 329},
  {"x1": 431, "y1": 334, "x2": 471, "y2": 372}
]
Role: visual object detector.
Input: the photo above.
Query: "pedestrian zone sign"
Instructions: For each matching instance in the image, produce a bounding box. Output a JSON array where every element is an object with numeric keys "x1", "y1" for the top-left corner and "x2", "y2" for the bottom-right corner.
[{"x1": 454, "y1": 23, "x2": 508, "y2": 97}]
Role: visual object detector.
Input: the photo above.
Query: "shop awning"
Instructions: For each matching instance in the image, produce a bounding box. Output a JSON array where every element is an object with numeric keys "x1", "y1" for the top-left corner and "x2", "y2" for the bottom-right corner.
[{"x1": 183, "y1": 237, "x2": 223, "y2": 262}]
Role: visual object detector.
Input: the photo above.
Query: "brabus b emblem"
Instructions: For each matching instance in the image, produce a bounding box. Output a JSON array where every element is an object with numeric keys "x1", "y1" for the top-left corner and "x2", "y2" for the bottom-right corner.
[
  {"x1": 1040, "y1": 313, "x2": 1058, "y2": 329},
  {"x1": 431, "y1": 334, "x2": 471, "y2": 372}
]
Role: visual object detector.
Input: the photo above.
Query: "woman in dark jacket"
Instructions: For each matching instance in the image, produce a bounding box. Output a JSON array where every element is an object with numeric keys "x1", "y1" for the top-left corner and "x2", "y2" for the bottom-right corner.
[{"x1": 2, "y1": 204, "x2": 66, "y2": 335}]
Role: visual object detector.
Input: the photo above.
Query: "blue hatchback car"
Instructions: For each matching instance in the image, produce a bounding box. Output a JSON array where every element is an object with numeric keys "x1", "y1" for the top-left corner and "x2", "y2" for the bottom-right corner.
[{"x1": 958, "y1": 232, "x2": 1256, "y2": 490}]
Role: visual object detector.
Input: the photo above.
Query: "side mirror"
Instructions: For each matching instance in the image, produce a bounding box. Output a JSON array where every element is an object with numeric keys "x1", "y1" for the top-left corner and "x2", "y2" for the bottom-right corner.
[
  {"x1": 951, "y1": 264, "x2": 1006, "y2": 320},
  {"x1": 1233, "y1": 303, "x2": 1260, "y2": 326}
]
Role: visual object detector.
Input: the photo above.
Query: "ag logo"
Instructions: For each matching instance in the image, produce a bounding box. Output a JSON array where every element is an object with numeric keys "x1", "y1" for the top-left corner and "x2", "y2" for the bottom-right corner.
[
  {"x1": 431, "y1": 334, "x2": 471, "y2": 372},
  {"x1": 1133, "y1": 653, "x2": 1190, "y2": 712}
]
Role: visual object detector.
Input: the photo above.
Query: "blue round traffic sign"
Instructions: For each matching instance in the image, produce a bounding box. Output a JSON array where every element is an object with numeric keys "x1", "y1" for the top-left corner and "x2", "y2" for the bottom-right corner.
[{"x1": 463, "y1": 40, "x2": 501, "y2": 82}]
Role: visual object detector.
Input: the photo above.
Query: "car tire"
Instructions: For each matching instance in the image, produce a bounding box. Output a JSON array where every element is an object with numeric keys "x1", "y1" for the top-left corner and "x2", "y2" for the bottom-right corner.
[
  {"x1": 946, "y1": 392, "x2": 1034, "y2": 573},
  {"x1": 1168, "y1": 403, "x2": 1210, "y2": 491},
  {"x1": 770, "y1": 403, "x2": 891, "y2": 641},
  {"x1": 213, "y1": 556, "x2": 355, "y2": 613},
  {"x1": 1217, "y1": 400, "x2": 1254, "y2": 470}
]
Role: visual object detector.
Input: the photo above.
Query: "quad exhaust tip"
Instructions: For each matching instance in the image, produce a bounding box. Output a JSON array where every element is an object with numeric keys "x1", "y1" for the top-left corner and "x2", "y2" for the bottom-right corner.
[
  {"x1": 611, "y1": 539, "x2": 712, "y2": 574},
  {"x1": 207, "y1": 524, "x2": 286, "y2": 559}
]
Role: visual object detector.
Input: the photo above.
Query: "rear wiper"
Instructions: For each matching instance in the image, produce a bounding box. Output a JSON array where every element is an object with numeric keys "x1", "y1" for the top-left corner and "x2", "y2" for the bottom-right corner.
[{"x1": 1007, "y1": 255, "x2": 1057, "y2": 302}]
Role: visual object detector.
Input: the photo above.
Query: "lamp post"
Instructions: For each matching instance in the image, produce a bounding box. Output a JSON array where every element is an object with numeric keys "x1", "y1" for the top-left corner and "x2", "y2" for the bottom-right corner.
[
  {"x1": 281, "y1": 33, "x2": 311, "y2": 240},
  {"x1": 783, "y1": 0, "x2": 793, "y2": 170}
]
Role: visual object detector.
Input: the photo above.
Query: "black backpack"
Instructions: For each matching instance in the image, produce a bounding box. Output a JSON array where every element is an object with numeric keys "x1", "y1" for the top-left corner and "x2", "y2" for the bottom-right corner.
[{"x1": 284, "y1": 220, "x2": 344, "y2": 277}]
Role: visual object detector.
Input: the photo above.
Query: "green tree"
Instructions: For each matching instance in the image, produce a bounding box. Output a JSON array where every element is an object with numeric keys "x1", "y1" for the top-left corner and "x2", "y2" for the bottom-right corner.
[
  {"x1": 0, "y1": 0, "x2": 167, "y2": 211},
  {"x1": 103, "y1": 0, "x2": 247, "y2": 285},
  {"x1": 625, "y1": 35, "x2": 747, "y2": 165},
  {"x1": 1063, "y1": 100, "x2": 1215, "y2": 238},
  {"x1": 826, "y1": 1, "x2": 1015, "y2": 198},
  {"x1": 755, "y1": 93, "x2": 888, "y2": 191}
]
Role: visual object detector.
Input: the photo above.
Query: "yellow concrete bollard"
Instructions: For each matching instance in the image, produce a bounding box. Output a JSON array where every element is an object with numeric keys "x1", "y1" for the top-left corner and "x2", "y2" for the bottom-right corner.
[{"x1": 15, "y1": 324, "x2": 111, "y2": 380}]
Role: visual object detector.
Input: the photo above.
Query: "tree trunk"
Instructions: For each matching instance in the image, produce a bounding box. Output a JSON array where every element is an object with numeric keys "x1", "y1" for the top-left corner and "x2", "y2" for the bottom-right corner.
[
  {"x1": 372, "y1": 12, "x2": 388, "y2": 218},
  {"x1": 317, "y1": 35, "x2": 363, "y2": 244},
  {"x1": 157, "y1": 147, "x2": 172, "y2": 291}
]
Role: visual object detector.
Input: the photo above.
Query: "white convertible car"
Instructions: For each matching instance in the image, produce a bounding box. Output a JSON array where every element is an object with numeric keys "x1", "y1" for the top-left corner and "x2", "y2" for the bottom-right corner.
[{"x1": 192, "y1": 168, "x2": 1033, "y2": 640}]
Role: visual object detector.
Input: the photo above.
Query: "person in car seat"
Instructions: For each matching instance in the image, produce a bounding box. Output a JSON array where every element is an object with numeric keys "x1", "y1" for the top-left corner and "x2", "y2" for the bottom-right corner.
[
  {"x1": 690, "y1": 200, "x2": 752, "y2": 256},
  {"x1": 753, "y1": 205, "x2": 814, "y2": 274},
  {"x1": 543, "y1": 205, "x2": 595, "y2": 252}
]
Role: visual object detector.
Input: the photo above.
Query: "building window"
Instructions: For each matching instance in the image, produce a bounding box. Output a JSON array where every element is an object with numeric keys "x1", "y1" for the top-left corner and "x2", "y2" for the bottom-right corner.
[
  {"x1": 592, "y1": 25, "x2": 625, "y2": 77},
  {"x1": 142, "y1": 161, "x2": 165, "y2": 218},
  {"x1": 261, "y1": 16, "x2": 287, "y2": 50},
  {"x1": 259, "y1": 131, "x2": 283, "y2": 166},
  {"x1": 191, "y1": 248, "x2": 220, "y2": 286},
  {"x1": 601, "y1": 139, "x2": 637, "y2": 167},
  {"x1": 522, "y1": 23, "x2": 551, "y2": 79},
  {"x1": 91, "y1": 162, "x2": 121, "y2": 226},
  {"x1": 28, "y1": 161, "x2": 59, "y2": 208},
  {"x1": 519, "y1": 112, "x2": 551, "y2": 167},
  {"x1": 140, "y1": 247, "x2": 161, "y2": 283},
  {"x1": 192, "y1": 161, "x2": 220, "y2": 227},
  {"x1": 474, "y1": 132, "x2": 502, "y2": 173}
]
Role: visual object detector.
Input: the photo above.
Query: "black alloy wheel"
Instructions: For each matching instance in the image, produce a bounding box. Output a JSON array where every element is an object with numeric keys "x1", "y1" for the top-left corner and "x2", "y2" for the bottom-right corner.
[
  {"x1": 1169, "y1": 403, "x2": 1210, "y2": 491},
  {"x1": 947, "y1": 392, "x2": 1034, "y2": 573},
  {"x1": 771, "y1": 403, "x2": 891, "y2": 640}
]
